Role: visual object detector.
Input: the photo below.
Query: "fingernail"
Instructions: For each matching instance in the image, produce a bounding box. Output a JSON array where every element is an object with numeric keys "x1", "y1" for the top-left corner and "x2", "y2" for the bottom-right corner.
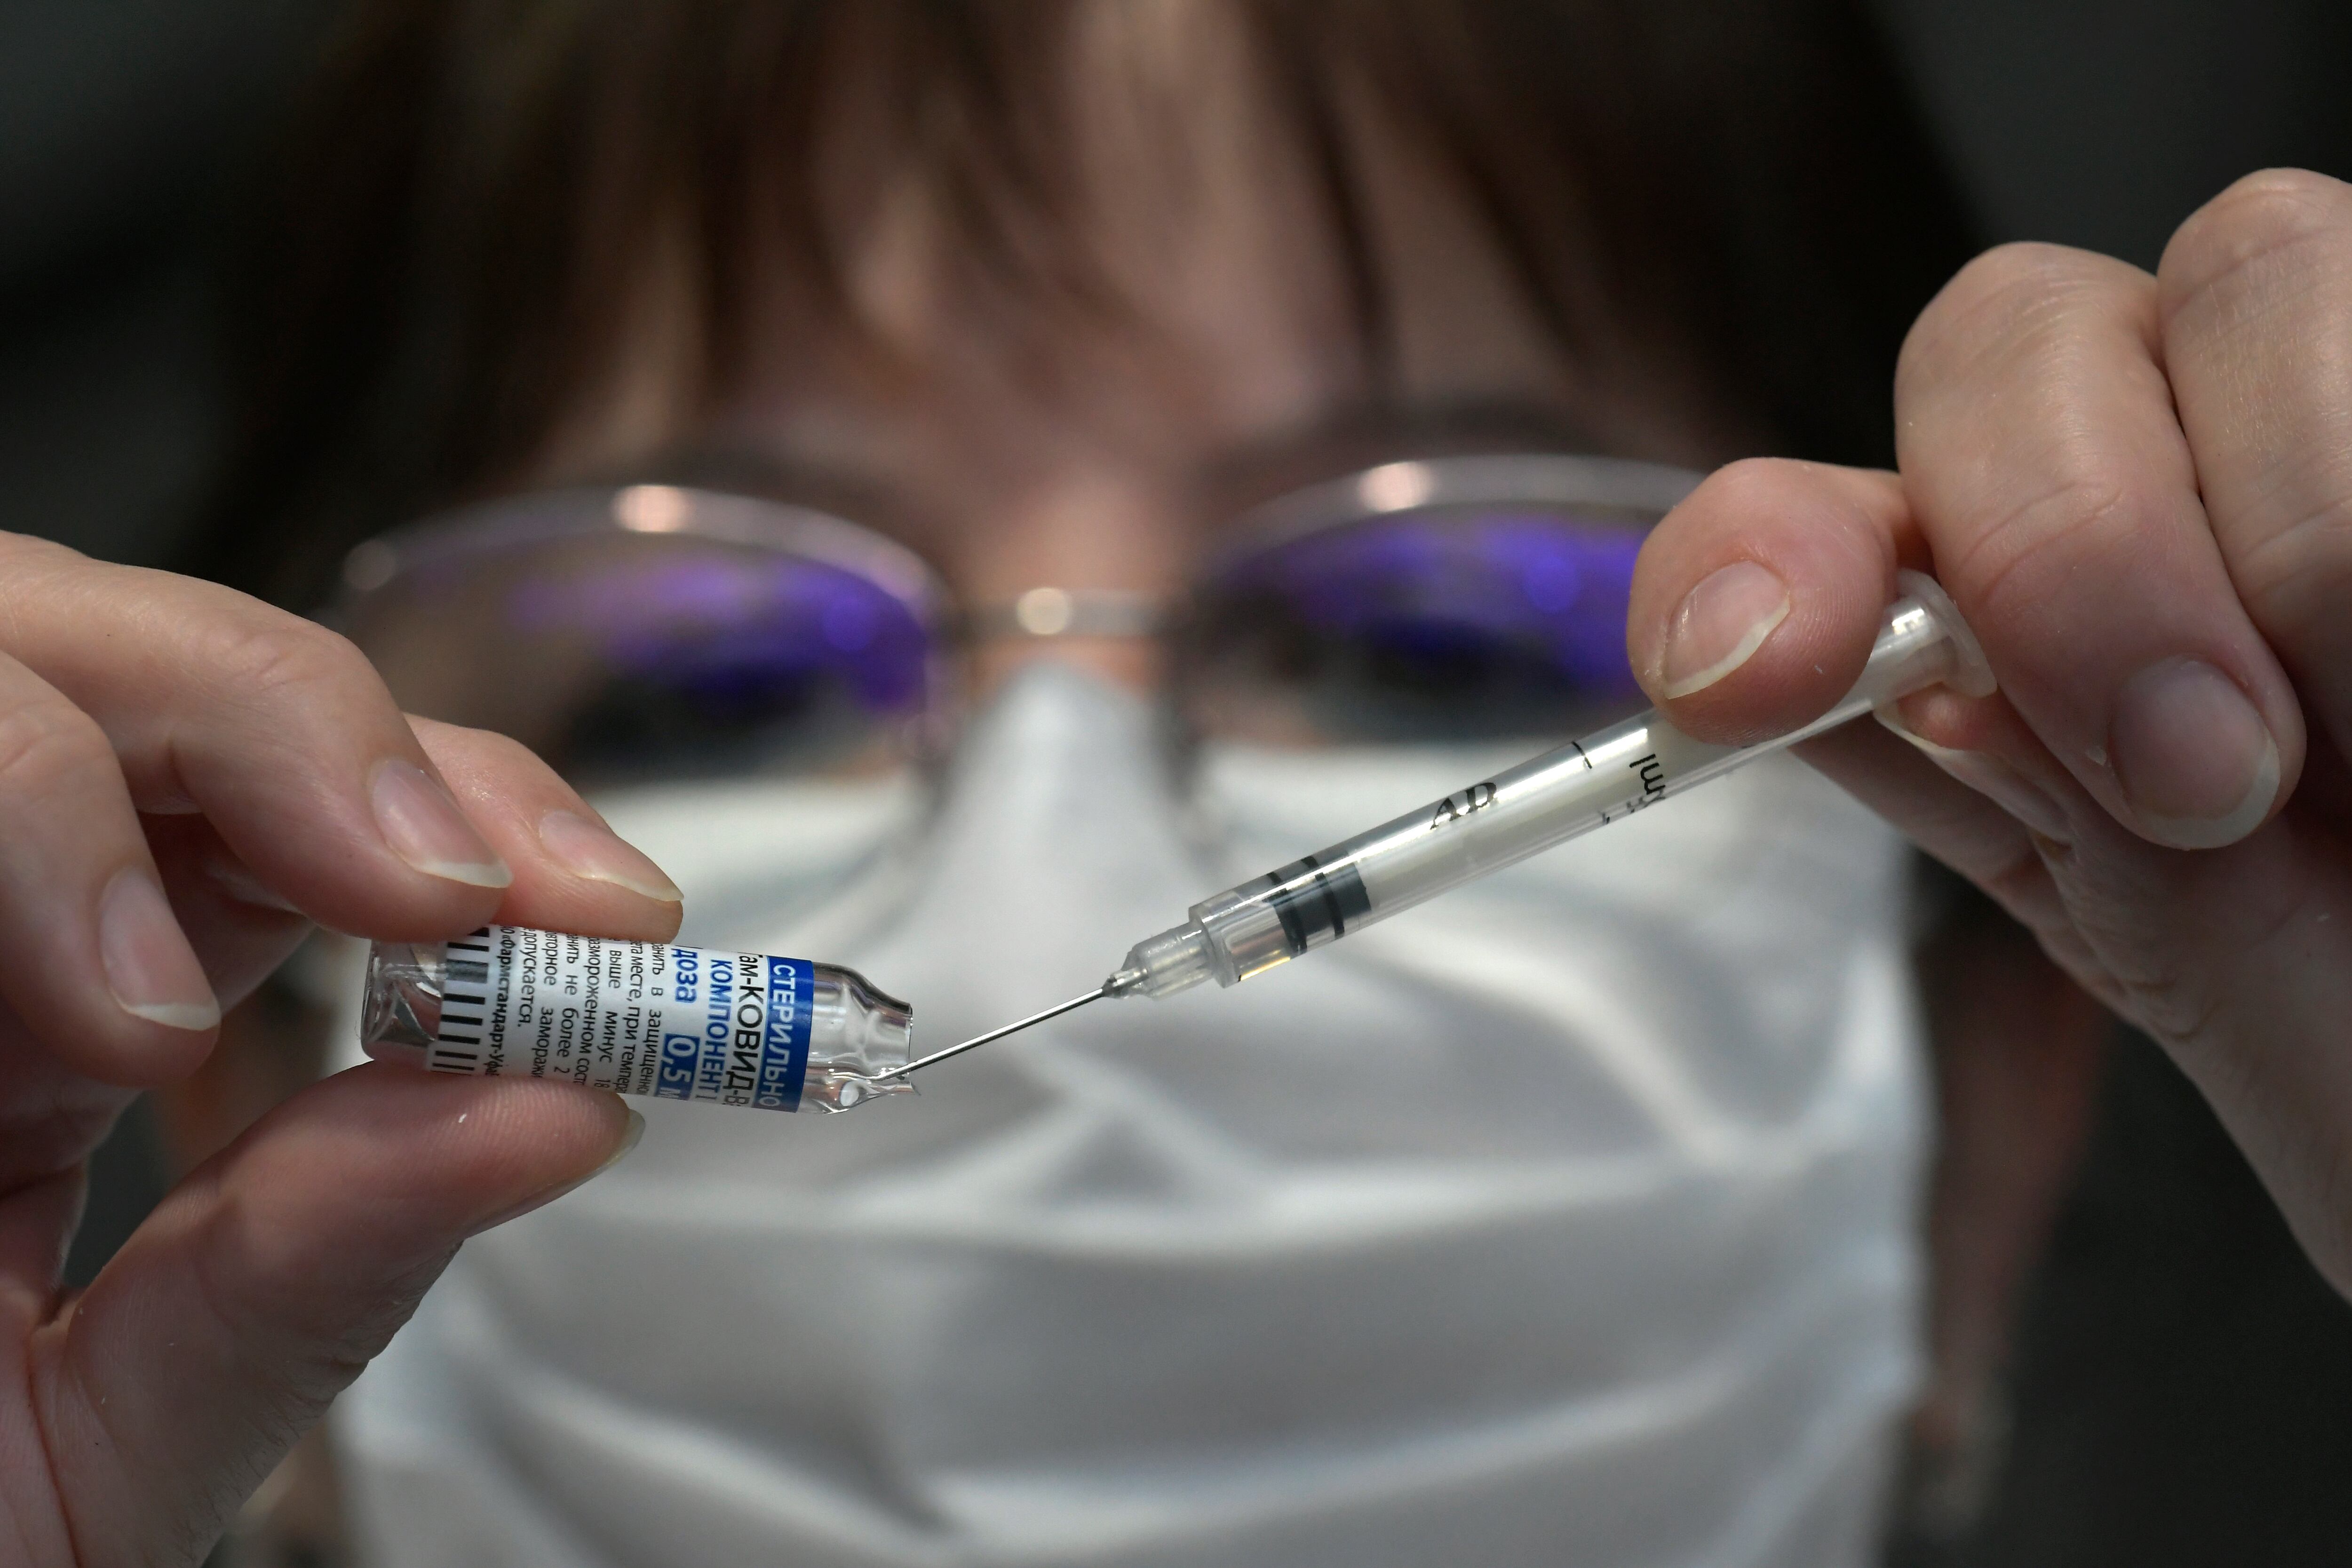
[
  {"x1": 371, "y1": 761, "x2": 512, "y2": 888},
  {"x1": 2110, "y1": 658, "x2": 2280, "y2": 849},
  {"x1": 1660, "y1": 561, "x2": 1791, "y2": 699},
  {"x1": 98, "y1": 867, "x2": 221, "y2": 1031},
  {"x1": 538, "y1": 811, "x2": 682, "y2": 903},
  {"x1": 469, "y1": 1108, "x2": 644, "y2": 1236},
  {"x1": 1876, "y1": 706, "x2": 2074, "y2": 844}
]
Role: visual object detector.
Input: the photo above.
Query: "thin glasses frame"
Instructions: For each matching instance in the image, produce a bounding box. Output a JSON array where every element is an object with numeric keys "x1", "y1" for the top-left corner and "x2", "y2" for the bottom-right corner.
[
  {"x1": 328, "y1": 454, "x2": 1704, "y2": 772},
  {"x1": 331, "y1": 485, "x2": 963, "y2": 775},
  {"x1": 1216, "y1": 452, "x2": 1700, "y2": 564}
]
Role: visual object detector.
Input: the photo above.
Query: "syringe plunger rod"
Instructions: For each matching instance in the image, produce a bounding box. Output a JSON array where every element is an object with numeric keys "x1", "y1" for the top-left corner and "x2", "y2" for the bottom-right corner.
[{"x1": 1111, "y1": 571, "x2": 1990, "y2": 1001}]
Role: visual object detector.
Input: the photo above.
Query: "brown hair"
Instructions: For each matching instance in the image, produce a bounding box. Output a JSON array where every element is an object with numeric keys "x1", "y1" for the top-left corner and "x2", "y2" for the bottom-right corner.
[{"x1": 197, "y1": 0, "x2": 1977, "y2": 605}]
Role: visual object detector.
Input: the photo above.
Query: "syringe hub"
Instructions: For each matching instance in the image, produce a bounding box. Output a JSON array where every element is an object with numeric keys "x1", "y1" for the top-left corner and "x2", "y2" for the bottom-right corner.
[{"x1": 1108, "y1": 920, "x2": 1216, "y2": 1000}]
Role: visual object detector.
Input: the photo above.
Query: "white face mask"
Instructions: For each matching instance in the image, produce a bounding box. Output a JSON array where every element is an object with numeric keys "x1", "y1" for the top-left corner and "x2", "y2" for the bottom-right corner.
[{"x1": 334, "y1": 662, "x2": 1927, "y2": 1568}]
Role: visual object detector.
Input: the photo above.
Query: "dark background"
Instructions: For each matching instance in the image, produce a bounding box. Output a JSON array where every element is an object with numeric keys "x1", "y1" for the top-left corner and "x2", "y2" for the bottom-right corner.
[{"x1": 7, "y1": 1, "x2": 2351, "y2": 1563}]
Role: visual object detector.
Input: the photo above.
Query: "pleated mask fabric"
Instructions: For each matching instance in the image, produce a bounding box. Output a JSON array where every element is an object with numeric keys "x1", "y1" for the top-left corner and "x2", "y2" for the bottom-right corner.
[{"x1": 334, "y1": 662, "x2": 1926, "y2": 1568}]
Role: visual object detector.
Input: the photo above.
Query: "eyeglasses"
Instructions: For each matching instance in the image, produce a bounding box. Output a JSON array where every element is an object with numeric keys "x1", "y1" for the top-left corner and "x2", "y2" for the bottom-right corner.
[{"x1": 331, "y1": 452, "x2": 1696, "y2": 790}]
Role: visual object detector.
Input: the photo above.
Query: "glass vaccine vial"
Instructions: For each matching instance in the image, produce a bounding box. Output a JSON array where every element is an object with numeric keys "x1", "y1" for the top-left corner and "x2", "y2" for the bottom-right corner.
[{"x1": 360, "y1": 925, "x2": 914, "y2": 1112}]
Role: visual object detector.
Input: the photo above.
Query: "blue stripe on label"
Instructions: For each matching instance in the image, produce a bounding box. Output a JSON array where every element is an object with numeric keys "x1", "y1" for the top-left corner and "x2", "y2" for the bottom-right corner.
[{"x1": 759, "y1": 956, "x2": 814, "y2": 1111}]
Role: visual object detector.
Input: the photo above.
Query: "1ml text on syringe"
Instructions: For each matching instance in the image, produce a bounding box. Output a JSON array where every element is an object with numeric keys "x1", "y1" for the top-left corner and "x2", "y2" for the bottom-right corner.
[{"x1": 862, "y1": 569, "x2": 1992, "y2": 1077}]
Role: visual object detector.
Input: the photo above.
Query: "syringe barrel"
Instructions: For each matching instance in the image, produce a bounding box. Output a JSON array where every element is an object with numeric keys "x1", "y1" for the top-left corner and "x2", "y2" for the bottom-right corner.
[
  {"x1": 1148, "y1": 571, "x2": 1988, "y2": 993},
  {"x1": 360, "y1": 923, "x2": 915, "y2": 1112}
]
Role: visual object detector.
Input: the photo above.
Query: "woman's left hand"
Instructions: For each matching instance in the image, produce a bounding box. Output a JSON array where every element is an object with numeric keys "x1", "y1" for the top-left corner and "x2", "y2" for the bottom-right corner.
[{"x1": 1629, "y1": 167, "x2": 2352, "y2": 1297}]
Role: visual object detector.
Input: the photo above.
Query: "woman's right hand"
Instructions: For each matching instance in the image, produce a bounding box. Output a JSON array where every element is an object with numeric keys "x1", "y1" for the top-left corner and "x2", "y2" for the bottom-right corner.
[{"x1": 0, "y1": 532, "x2": 683, "y2": 1565}]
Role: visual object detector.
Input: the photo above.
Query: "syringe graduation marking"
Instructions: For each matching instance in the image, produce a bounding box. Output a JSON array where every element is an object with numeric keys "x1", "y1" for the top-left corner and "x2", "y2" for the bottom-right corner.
[{"x1": 1598, "y1": 752, "x2": 1666, "y2": 824}]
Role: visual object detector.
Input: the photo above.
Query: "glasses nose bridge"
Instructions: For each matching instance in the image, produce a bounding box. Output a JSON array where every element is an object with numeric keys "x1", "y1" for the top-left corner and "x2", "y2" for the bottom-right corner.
[{"x1": 959, "y1": 591, "x2": 1177, "y2": 698}]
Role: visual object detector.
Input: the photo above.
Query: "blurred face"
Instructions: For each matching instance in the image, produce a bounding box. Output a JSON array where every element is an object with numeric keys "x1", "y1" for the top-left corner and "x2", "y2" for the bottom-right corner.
[
  {"x1": 523, "y1": 5, "x2": 1755, "y2": 693},
  {"x1": 313, "y1": 18, "x2": 1939, "y2": 1565}
]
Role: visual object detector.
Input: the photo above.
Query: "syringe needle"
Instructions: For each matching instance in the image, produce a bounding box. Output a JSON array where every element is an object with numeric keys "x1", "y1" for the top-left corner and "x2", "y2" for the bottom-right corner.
[{"x1": 871, "y1": 986, "x2": 1109, "y2": 1080}]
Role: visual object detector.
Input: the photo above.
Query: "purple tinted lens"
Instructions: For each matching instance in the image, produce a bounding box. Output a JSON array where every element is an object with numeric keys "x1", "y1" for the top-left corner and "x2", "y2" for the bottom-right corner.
[
  {"x1": 473, "y1": 547, "x2": 938, "y2": 780},
  {"x1": 509, "y1": 553, "x2": 932, "y2": 717},
  {"x1": 1204, "y1": 508, "x2": 1646, "y2": 723}
]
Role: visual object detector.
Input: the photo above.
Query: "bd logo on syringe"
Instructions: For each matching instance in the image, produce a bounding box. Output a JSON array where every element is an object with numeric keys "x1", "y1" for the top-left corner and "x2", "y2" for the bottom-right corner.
[{"x1": 1429, "y1": 781, "x2": 1498, "y2": 830}]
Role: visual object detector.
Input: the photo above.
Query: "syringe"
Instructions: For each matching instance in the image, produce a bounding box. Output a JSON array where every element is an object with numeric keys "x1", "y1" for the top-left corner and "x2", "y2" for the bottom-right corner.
[
  {"x1": 354, "y1": 572, "x2": 1991, "y2": 1105},
  {"x1": 876, "y1": 570, "x2": 1991, "y2": 1079}
]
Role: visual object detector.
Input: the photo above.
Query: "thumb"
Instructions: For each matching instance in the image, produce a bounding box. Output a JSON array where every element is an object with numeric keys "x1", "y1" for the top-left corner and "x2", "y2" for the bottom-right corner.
[
  {"x1": 28, "y1": 1065, "x2": 636, "y2": 1564},
  {"x1": 1628, "y1": 458, "x2": 1911, "y2": 745}
]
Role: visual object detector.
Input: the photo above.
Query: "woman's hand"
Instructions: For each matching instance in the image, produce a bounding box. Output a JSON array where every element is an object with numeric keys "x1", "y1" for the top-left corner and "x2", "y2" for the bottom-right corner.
[
  {"x1": 0, "y1": 535, "x2": 682, "y2": 1564},
  {"x1": 1630, "y1": 167, "x2": 2352, "y2": 1297}
]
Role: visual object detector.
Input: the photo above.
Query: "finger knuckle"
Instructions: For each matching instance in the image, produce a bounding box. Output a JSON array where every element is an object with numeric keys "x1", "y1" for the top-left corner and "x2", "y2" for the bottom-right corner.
[
  {"x1": 1978, "y1": 839, "x2": 2057, "y2": 916},
  {"x1": 1947, "y1": 464, "x2": 2161, "y2": 623},
  {"x1": 1903, "y1": 243, "x2": 2147, "y2": 393},
  {"x1": 188, "y1": 1206, "x2": 444, "y2": 1422},
  {"x1": 0, "y1": 696, "x2": 111, "y2": 801},
  {"x1": 2164, "y1": 168, "x2": 2352, "y2": 304},
  {"x1": 2235, "y1": 480, "x2": 2352, "y2": 612},
  {"x1": 1962, "y1": 241, "x2": 2106, "y2": 299},
  {"x1": 206, "y1": 617, "x2": 378, "y2": 711},
  {"x1": 0, "y1": 530, "x2": 89, "y2": 576}
]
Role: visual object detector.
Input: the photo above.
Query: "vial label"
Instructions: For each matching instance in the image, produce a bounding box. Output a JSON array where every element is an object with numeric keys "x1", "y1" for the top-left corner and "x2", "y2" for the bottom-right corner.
[{"x1": 430, "y1": 925, "x2": 815, "y2": 1112}]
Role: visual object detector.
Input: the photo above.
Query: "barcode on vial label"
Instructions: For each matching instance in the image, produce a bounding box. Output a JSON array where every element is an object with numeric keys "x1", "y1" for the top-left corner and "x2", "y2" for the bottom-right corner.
[{"x1": 430, "y1": 930, "x2": 493, "y2": 1072}]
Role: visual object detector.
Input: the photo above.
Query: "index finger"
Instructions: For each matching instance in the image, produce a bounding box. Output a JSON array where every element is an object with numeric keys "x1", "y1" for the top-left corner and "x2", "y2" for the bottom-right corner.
[
  {"x1": 0, "y1": 538, "x2": 514, "y2": 938},
  {"x1": 1893, "y1": 242, "x2": 2305, "y2": 848}
]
